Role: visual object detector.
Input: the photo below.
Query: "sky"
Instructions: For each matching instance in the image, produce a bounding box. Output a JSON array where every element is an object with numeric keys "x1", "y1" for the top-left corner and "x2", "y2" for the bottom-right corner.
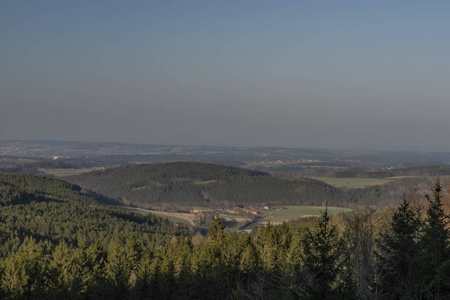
[{"x1": 1, "y1": 0, "x2": 450, "y2": 151}]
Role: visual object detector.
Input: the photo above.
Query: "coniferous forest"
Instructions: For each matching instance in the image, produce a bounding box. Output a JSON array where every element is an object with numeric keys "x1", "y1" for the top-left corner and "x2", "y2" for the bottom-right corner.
[
  {"x1": 66, "y1": 162, "x2": 349, "y2": 208},
  {"x1": 3, "y1": 0, "x2": 450, "y2": 298},
  {"x1": 1, "y1": 172, "x2": 450, "y2": 299}
]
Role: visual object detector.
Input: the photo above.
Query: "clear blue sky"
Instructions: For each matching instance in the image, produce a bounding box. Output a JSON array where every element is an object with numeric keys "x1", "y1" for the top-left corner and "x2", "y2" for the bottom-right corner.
[{"x1": 1, "y1": 0, "x2": 450, "y2": 151}]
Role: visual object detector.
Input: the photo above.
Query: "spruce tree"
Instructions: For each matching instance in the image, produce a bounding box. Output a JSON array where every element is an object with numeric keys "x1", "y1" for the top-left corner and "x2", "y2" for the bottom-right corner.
[
  {"x1": 299, "y1": 208, "x2": 354, "y2": 300},
  {"x1": 106, "y1": 236, "x2": 131, "y2": 299},
  {"x1": 417, "y1": 179, "x2": 450, "y2": 299},
  {"x1": 376, "y1": 195, "x2": 421, "y2": 298},
  {"x1": 208, "y1": 215, "x2": 225, "y2": 243},
  {"x1": 344, "y1": 210, "x2": 377, "y2": 300},
  {"x1": 131, "y1": 251, "x2": 153, "y2": 300},
  {"x1": 1, "y1": 237, "x2": 49, "y2": 298},
  {"x1": 83, "y1": 239, "x2": 108, "y2": 297}
]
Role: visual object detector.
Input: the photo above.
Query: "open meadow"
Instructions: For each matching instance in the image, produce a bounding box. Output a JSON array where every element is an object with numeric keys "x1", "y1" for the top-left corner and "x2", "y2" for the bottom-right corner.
[
  {"x1": 259, "y1": 205, "x2": 352, "y2": 224},
  {"x1": 310, "y1": 176, "x2": 404, "y2": 188},
  {"x1": 224, "y1": 205, "x2": 352, "y2": 231}
]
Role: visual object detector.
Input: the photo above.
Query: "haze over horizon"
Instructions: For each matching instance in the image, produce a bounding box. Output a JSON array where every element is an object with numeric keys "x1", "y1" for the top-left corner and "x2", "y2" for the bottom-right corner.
[{"x1": 2, "y1": 1, "x2": 450, "y2": 152}]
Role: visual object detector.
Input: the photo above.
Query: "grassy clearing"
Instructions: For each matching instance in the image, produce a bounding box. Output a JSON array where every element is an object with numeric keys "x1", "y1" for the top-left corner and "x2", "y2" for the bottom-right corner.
[
  {"x1": 259, "y1": 206, "x2": 352, "y2": 224},
  {"x1": 243, "y1": 161, "x2": 348, "y2": 169},
  {"x1": 220, "y1": 206, "x2": 352, "y2": 232},
  {"x1": 310, "y1": 177, "x2": 398, "y2": 188},
  {"x1": 311, "y1": 175, "x2": 450, "y2": 188}
]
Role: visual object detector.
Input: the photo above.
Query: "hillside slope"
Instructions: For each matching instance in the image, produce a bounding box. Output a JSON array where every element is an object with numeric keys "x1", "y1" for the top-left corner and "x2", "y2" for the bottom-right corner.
[
  {"x1": 0, "y1": 173, "x2": 186, "y2": 256},
  {"x1": 66, "y1": 162, "x2": 350, "y2": 208}
]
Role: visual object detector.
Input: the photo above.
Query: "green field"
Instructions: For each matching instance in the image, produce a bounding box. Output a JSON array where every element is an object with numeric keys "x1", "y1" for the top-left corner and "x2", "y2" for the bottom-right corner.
[
  {"x1": 259, "y1": 205, "x2": 352, "y2": 224},
  {"x1": 310, "y1": 177, "x2": 397, "y2": 188},
  {"x1": 222, "y1": 206, "x2": 353, "y2": 232},
  {"x1": 311, "y1": 175, "x2": 449, "y2": 188}
]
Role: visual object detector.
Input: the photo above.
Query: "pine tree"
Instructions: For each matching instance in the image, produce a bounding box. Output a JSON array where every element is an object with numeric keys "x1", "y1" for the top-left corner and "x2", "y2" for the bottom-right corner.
[
  {"x1": 376, "y1": 195, "x2": 421, "y2": 298},
  {"x1": 208, "y1": 215, "x2": 225, "y2": 243},
  {"x1": 83, "y1": 239, "x2": 108, "y2": 297},
  {"x1": 299, "y1": 208, "x2": 354, "y2": 300},
  {"x1": 417, "y1": 179, "x2": 450, "y2": 299},
  {"x1": 1, "y1": 237, "x2": 49, "y2": 298},
  {"x1": 49, "y1": 240, "x2": 79, "y2": 298},
  {"x1": 126, "y1": 233, "x2": 143, "y2": 272},
  {"x1": 131, "y1": 251, "x2": 153, "y2": 300},
  {"x1": 106, "y1": 236, "x2": 131, "y2": 299},
  {"x1": 344, "y1": 210, "x2": 377, "y2": 300}
]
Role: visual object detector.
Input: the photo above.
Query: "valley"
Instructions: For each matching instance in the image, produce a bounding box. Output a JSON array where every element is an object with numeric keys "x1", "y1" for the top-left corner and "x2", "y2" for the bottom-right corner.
[
  {"x1": 2, "y1": 141, "x2": 450, "y2": 298},
  {"x1": 124, "y1": 205, "x2": 352, "y2": 232}
]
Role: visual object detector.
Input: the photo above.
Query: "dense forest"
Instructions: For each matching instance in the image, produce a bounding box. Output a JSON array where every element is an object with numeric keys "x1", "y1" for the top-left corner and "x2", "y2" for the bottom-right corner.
[
  {"x1": 66, "y1": 162, "x2": 353, "y2": 208},
  {"x1": 66, "y1": 162, "x2": 440, "y2": 209},
  {"x1": 0, "y1": 173, "x2": 450, "y2": 298},
  {"x1": 3, "y1": 158, "x2": 447, "y2": 209},
  {"x1": 0, "y1": 177, "x2": 450, "y2": 299},
  {"x1": 0, "y1": 173, "x2": 187, "y2": 255}
]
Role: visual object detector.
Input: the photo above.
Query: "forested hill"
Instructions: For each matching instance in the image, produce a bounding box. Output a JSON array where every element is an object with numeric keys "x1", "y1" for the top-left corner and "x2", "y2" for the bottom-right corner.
[
  {"x1": 0, "y1": 173, "x2": 94, "y2": 205},
  {"x1": 66, "y1": 162, "x2": 350, "y2": 208},
  {"x1": 0, "y1": 173, "x2": 186, "y2": 256}
]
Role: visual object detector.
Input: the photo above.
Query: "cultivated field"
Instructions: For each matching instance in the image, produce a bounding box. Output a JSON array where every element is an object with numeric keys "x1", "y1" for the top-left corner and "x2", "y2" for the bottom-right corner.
[
  {"x1": 311, "y1": 175, "x2": 449, "y2": 189},
  {"x1": 310, "y1": 176, "x2": 401, "y2": 188},
  {"x1": 259, "y1": 205, "x2": 352, "y2": 224},
  {"x1": 223, "y1": 205, "x2": 352, "y2": 232}
]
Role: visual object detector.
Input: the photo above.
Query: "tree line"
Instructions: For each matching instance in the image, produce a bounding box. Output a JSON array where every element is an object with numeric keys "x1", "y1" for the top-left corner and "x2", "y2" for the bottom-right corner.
[
  {"x1": 66, "y1": 162, "x2": 350, "y2": 208},
  {"x1": 67, "y1": 162, "x2": 446, "y2": 209},
  {"x1": 1, "y1": 173, "x2": 450, "y2": 299}
]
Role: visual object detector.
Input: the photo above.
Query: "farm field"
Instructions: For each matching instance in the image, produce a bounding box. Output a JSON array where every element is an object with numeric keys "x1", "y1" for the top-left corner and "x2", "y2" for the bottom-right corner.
[
  {"x1": 222, "y1": 205, "x2": 352, "y2": 232},
  {"x1": 258, "y1": 205, "x2": 352, "y2": 225},
  {"x1": 311, "y1": 175, "x2": 449, "y2": 188},
  {"x1": 310, "y1": 176, "x2": 400, "y2": 188}
]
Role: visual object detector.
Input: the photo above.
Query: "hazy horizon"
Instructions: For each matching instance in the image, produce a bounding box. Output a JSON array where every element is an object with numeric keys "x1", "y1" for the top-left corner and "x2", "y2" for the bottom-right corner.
[{"x1": 2, "y1": 1, "x2": 450, "y2": 152}]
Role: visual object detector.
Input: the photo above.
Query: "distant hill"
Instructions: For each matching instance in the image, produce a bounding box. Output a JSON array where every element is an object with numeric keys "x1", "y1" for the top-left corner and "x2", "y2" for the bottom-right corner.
[
  {"x1": 0, "y1": 173, "x2": 186, "y2": 255},
  {"x1": 66, "y1": 162, "x2": 350, "y2": 208}
]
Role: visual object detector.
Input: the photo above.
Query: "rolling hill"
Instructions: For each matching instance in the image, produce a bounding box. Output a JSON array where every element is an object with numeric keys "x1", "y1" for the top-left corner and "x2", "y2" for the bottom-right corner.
[
  {"x1": 66, "y1": 162, "x2": 351, "y2": 208},
  {"x1": 0, "y1": 173, "x2": 186, "y2": 255}
]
